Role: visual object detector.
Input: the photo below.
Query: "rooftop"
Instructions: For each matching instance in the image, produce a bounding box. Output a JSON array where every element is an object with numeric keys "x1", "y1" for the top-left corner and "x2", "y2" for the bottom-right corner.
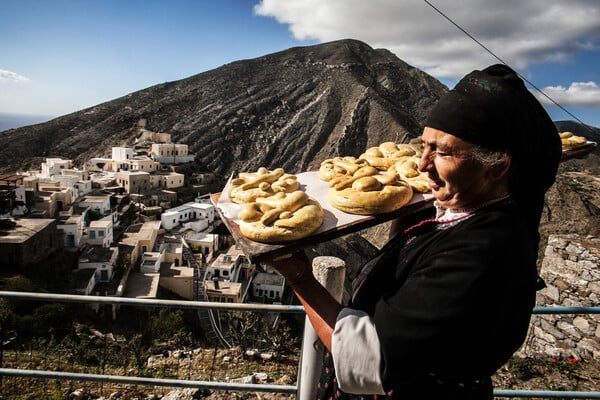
[{"x1": 0, "y1": 218, "x2": 56, "y2": 244}]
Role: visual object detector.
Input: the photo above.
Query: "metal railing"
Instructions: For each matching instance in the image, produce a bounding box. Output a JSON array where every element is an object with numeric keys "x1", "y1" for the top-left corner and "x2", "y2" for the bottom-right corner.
[{"x1": 0, "y1": 291, "x2": 599, "y2": 399}]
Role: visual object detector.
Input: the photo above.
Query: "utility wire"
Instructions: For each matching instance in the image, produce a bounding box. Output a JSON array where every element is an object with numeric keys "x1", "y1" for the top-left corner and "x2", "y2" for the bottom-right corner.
[{"x1": 423, "y1": 0, "x2": 591, "y2": 128}]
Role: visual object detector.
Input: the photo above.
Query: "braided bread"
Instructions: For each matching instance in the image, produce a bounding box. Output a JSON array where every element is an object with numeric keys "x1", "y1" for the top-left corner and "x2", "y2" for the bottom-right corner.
[
  {"x1": 228, "y1": 167, "x2": 299, "y2": 204},
  {"x1": 237, "y1": 191, "x2": 324, "y2": 243}
]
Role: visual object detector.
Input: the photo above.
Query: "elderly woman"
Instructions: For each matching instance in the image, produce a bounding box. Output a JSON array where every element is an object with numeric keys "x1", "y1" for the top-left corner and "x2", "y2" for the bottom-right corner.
[{"x1": 266, "y1": 64, "x2": 561, "y2": 400}]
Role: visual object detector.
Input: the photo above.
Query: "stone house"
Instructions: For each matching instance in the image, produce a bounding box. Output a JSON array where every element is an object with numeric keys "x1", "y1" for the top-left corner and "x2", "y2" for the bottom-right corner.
[
  {"x1": 0, "y1": 218, "x2": 63, "y2": 268},
  {"x1": 155, "y1": 240, "x2": 195, "y2": 300},
  {"x1": 116, "y1": 157, "x2": 160, "y2": 174},
  {"x1": 150, "y1": 143, "x2": 195, "y2": 164},
  {"x1": 37, "y1": 183, "x2": 75, "y2": 214},
  {"x1": 204, "y1": 279, "x2": 242, "y2": 303},
  {"x1": 149, "y1": 171, "x2": 185, "y2": 190},
  {"x1": 118, "y1": 220, "x2": 161, "y2": 270},
  {"x1": 137, "y1": 129, "x2": 171, "y2": 144},
  {"x1": 115, "y1": 171, "x2": 151, "y2": 194}
]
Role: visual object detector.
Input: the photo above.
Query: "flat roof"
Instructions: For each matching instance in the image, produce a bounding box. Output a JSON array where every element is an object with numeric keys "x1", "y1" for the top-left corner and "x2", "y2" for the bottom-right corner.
[
  {"x1": 0, "y1": 218, "x2": 56, "y2": 244},
  {"x1": 123, "y1": 271, "x2": 160, "y2": 298},
  {"x1": 79, "y1": 246, "x2": 117, "y2": 263}
]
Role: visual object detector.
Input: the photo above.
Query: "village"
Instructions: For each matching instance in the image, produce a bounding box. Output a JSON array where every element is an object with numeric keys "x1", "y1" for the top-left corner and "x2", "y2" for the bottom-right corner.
[{"x1": 0, "y1": 121, "x2": 287, "y2": 334}]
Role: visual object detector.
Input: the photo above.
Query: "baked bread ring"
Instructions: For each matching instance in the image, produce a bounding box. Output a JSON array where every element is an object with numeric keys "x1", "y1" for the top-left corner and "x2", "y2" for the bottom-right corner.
[
  {"x1": 359, "y1": 141, "x2": 423, "y2": 171},
  {"x1": 328, "y1": 174, "x2": 413, "y2": 215},
  {"x1": 318, "y1": 156, "x2": 370, "y2": 181},
  {"x1": 560, "y1": 131, "x2": 587, "y2": 149},
  {"x1": 390, "y1": 157, "x2": 430, "y2": 193},
  {"x1": 238, "y1": 191, "x2": 324, "y2": 243},
  {"x1": 228, "y1": 167, "x2": 299, "y2": 204},
  {"x1": 327, "y1": 164, "x2": 413, "y2": 215}
]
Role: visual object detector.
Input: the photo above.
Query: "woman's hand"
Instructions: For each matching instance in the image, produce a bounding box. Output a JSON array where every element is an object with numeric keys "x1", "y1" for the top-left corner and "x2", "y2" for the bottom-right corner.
[
  {"x1": 266, "y1": 249, "x2": 343, "y2": 352},
  {"x1": 264, "y1": 250, "x2": 314, "y2": 287}
]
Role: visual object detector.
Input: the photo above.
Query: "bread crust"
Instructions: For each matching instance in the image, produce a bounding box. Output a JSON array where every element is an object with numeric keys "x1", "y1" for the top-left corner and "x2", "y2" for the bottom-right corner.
[
  {"x1": 228, "y1": 167, "x2": 299, "y2": 204},
  {"x1": 238, "y1": 191, "x2": 324, "y2": 243},
  {"x1": 560, "y1": 131, "x2": 587, "y2": 149},
  {"x1": 328, "y1": 177, "x2": 413, "y2": 215}
]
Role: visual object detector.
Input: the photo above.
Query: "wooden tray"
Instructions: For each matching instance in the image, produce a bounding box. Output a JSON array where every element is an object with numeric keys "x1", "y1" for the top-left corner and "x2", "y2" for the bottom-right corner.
[
  {"x1": 212, "y1": 171, "x2": 434, "y2": 263},
  {"x1": 562, "y1": 141, "x2": 597, "y2": 161}
]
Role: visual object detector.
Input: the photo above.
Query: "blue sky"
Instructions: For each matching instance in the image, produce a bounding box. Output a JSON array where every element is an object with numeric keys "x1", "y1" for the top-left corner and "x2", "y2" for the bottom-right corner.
[{"x1": 1, "y1": 0, "x2": 599, "y2": 127}]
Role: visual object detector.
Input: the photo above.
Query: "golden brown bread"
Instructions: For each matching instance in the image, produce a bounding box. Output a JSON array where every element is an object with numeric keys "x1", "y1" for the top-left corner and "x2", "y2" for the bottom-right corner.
[
  {"x1": 324, "y1": 163, "x2": 414, "y2": 215},
  {"x1": 560, "y1": 131, "x2": 587, "y2": 149},
  {"x1": 237, "y1": 191, "x2": 324, "y2": 243},
  {"x1": 228, "y1": 167, "x2": 299, "y2": 204},
  {"x1": 390, "y1": 157, "x2": 430, "y2": 193},
  {"x1": 328, "y1": 175, "x2": 413, "y2": 215}
]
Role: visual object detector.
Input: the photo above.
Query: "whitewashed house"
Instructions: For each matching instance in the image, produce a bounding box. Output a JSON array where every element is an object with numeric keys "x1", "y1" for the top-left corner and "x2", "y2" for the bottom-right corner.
[
  {"x1": 57, "y1": 211, "x2": 85, "y2": 250},
  {"x1": 77, "y1": 245, "x2": 119, "y2": 286},
  {"x1": 161, "y1": 202, "x2": 215, "y2": 230},
  {"x1": 83, "y1": 219, "x2": 114, "y2": 248},
  {"x1": 186, "y1": 232, "x2": 218, "y2": 261},
  {"x1": 112, "y1": 147, "x2": 134, "y2": 162},
  {"x1": 40, "y1": 158, "x2": 72, "y2": 178},
  {"x1": 141, "y1": 251, "x2": 163, "y2": 273},
  {"x1": 79, "y1": 194, "x2": 112, "y2": 215},
  {"x1": 252, "y1": 270, "x2": 285, "y2": 301}
]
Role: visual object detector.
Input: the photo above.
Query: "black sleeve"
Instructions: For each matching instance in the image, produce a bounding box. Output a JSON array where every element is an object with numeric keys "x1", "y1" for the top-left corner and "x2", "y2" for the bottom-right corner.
[{"x1": 373, "y1": 211, "x2": 537, "y2": 384}]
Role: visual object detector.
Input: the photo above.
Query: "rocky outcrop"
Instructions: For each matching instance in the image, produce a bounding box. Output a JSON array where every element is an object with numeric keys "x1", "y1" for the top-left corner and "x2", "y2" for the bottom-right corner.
[{"x1": 524, "y1": 234, "x2": 600, "y2": 360}]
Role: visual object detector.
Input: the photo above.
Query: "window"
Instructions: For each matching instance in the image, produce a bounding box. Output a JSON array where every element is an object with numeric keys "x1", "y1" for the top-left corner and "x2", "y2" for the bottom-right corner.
[
  {"x1": 98, "y1": 231, "x2": 104, "y2": 237},
  {"x1": 89, "y1": 231, "x2": 96, "y2": 239}
]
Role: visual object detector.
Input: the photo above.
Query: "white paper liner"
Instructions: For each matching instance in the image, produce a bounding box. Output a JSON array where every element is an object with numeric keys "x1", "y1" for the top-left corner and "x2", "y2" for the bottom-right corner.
[{"x1": 216, "y1": 171, "x2": 432, "y2": 235}]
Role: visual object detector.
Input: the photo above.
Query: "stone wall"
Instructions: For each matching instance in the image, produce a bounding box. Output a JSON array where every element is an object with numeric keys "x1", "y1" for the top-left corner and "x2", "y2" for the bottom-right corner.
[{"x1": 522, "y1": 234, "x2": 600, "y2": 360}]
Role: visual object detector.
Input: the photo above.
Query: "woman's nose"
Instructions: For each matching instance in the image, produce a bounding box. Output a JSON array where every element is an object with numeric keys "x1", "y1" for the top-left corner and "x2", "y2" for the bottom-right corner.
[{"x1": 418, "y1": 151, "x2": 430, "y2": 172}]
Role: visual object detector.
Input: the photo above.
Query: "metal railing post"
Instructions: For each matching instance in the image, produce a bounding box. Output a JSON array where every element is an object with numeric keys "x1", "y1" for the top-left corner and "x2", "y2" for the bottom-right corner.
[{"x1": 297, "y1": 256, "x2": 346, "y2": 400}]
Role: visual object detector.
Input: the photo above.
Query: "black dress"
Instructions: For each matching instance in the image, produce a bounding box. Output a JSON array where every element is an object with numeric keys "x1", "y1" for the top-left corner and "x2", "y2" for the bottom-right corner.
[{"x1": 315, "y1": 201, "x2": 537, "y2": 400}]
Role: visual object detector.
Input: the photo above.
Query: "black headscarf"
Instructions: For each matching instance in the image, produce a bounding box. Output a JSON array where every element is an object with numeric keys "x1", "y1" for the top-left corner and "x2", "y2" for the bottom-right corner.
[{"x1": 425, "y1": 64, "x2": 561, "y2": 254}]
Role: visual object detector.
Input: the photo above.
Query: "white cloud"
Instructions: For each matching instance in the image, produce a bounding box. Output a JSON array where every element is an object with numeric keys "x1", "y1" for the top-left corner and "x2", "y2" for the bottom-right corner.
[
  {"x1": 536, "y1": 81, "x2": 600, "y2": 108},
  {"x1": 254, "y1": 0, "x2": 600, "y2": 79},
  {"x1": 0, "y1": 69, "x2": 30, "y2": 82}
]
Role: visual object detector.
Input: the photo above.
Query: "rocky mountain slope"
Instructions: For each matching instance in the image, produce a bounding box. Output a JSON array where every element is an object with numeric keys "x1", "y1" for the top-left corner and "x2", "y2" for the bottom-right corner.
[
  {"x1": 3, "y1": 38, "x2": 600, "y2": 269},
  {"x1": 0, "y1": 39, "x2": 446, "y2": 185}
]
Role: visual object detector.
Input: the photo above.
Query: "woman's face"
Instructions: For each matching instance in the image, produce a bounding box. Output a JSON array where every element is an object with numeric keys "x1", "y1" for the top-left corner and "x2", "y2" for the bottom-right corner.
[{"x1": 418, "y1": 127, "x2": 501, "y2": 210}]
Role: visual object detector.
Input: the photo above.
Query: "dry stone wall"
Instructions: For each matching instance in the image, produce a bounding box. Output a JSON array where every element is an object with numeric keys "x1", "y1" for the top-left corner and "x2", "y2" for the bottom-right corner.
[{"x1": 523, "y1": 234, "x2": 600, "y2": 360}]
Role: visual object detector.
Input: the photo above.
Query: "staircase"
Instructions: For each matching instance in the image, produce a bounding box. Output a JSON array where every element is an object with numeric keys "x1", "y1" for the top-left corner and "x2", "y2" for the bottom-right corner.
[{"x1": 179, "y1": 235, "x2": 231, "y2": 348}]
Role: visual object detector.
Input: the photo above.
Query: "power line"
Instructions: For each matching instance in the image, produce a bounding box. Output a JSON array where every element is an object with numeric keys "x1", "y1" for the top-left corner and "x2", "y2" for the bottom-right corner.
[{"x1": 423, "y1": 0, "x2": 591, "y2": 128}]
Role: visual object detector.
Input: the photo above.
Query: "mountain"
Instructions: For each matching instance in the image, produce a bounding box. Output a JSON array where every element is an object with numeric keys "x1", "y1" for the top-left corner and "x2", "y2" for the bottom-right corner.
[
  {"x1": 3, "y1": 38, "x2": 600, "y2": 260},
  {"x1": 0, "y1": 39, "x2": 446, "y2": 183}
]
